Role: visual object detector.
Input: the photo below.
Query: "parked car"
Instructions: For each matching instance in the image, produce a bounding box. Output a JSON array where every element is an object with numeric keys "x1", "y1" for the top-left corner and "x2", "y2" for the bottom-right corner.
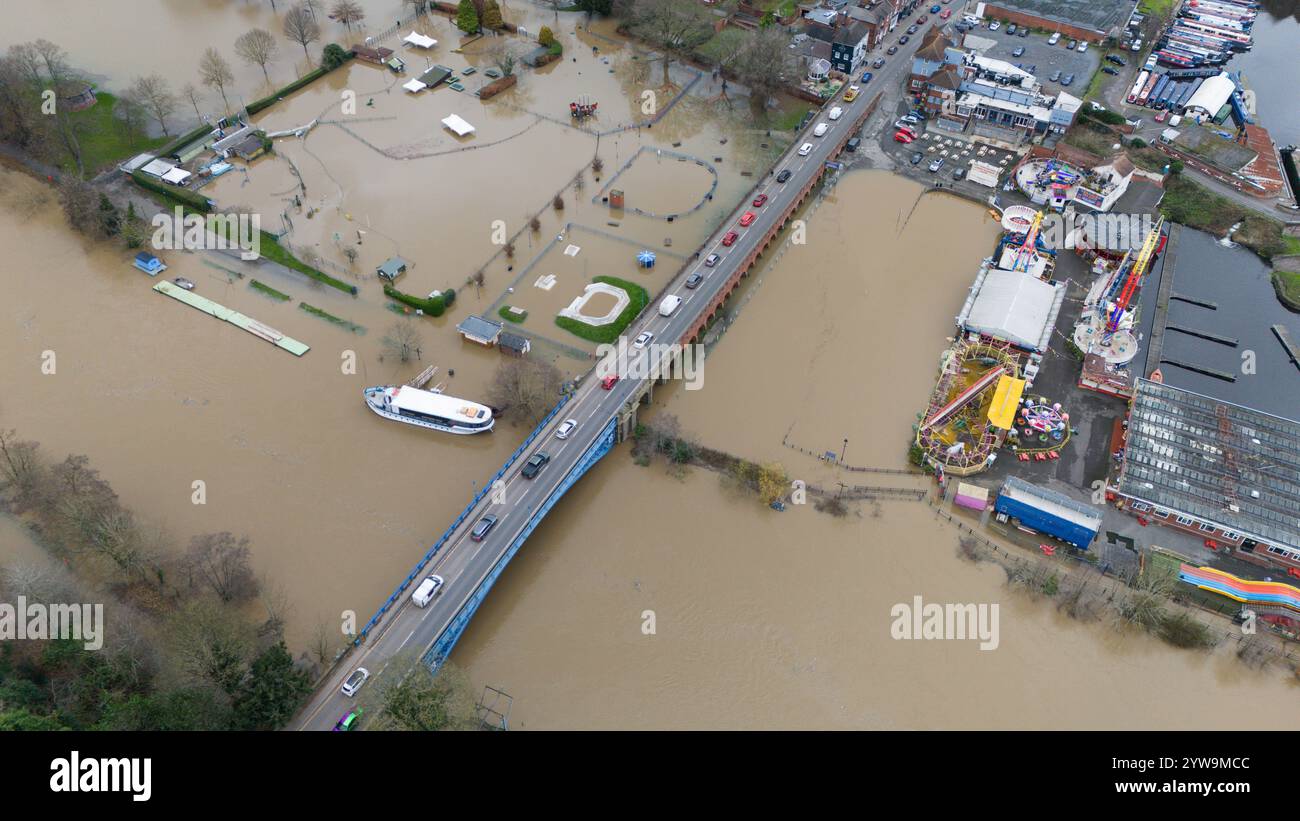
[
  {"x1": 846, "y1": 137, "x2": 860, "y2": 151},
  {"x1": 601, "y1": 374, "x2": 618, "y2": 390},
  {"x1": 1006, "y1": 24, "x2": 1017, "y2": 35},
  {"x1": 341, "y1": 668, "x2": 369, "y2": 697},
  {"x1": 521, "y1": 451, "x2": 550, "y2": 479},
  {"x1": 894, "y1": 131, "x2": 914, "y2": 143},
  {"x1": 887, "y1": 45, "x2": 898, "y2": 55},
  {"x1": 828, "y1": 106, "x2": 842, "y2": 121},
  {"x1": 910, "y1": 151, "x2": 924, "y2": 165},
  {"x1": 739, "y1": 210, "x2": 757, "y2": 227},
  {"x1": 1077, "y1": 41, "x2": 1088, "y2": 53},
  {"x1": 844, "y1": 85, "x2": 859, "y2": 101},
  {"x1": 1018, "y1": 27, "x2": 1028, "y2": 37},
  {"x1": 1061, "y1": 73, "x2": 1074, "y2": 86},
  {"x1": 872, "y1": 57, "x2": 886, "y2": 68},
  {"x1": 1048, "y1": 32, "x2": 1061, "y2": 45},
  {"x1": 470, "y1": 514, "x2": 499, "y2": 542},
  {"x1": 928, "y1": 157, "x2": 945, "y2": 173},
  {"x1": 776, "y1": 169, "x2": 792, "y2": 183},
  {"x1": 906, "y1": 24, "x2": 918, "y2": 34},
  {"x1": 555, "y1": 419, "x2": 577, "y2": 440},
  {"x1": 722, "y1": 230, "x2": 739, "y2": 246},
  {"x1": 333, "y1": 709, "x2": 362, "y2": 732},
  {"x1": 1102, "y1": 66, "x2": 1119, "y2": 76},
  {"x1": 860, "y1": 71, "x2": 873, "y2": 84},
  {"x1": 1154, "y1": 110, "x2": 1167, "y2": 123},
  {"x1": 930, "y1": 3, "x2": 940, "y2": 11},
  {"x1": 952, "y1": 166, "x2": 966, "y2": 181},
  {"x1": 1131, "y1": 40, "x2": 1142, "y2": 52},
  {"x1": 1107, "y1": 54, "x2": 1127, "y2": 67},
  {"x1": 705, "y1": 252, "x2": 721, "y2": 266},
  {"x1": 1049, "y1": 69, "x2": 1062, "y2": 82},
  {"x1": 988, "y1": 21, "x2": 1000, "y2": 31},
  {"x1": 895, "y1": 120, "x2": 917, "y2": 133},
  {"x1": 1012, "y1": 46, "x2": 1025, "y2": 57},
  {"x1": 917, "y1": 15, "x2": 928, "y2": 24},
  {"x1": 634, "y1": 330, "x2": 655, "y2": 348},
  {"x1": 798, "y1": 142, "x2": 813, "y2": 156},
  {"x1": 1067, "y1": 39, "x2": 1077, "y2": 50},
  {"x1": 685, "y1": 272, "x2": 703, "y2": 289},
  {"x1": 899, "y1": 34, "x2": 910, "y2": 44}
]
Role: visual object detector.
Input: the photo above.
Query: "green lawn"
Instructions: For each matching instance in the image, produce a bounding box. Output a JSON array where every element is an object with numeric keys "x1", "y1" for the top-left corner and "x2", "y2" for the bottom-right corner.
[
  {"x1": 1138, "y1": 0, "x2": 1176, "y2": 19},
  {"x1": 554, "y1": 275, "x2": 649, "y2": 344},
  {"x1": 65, "y1": 92, "x2": 168, "y2": 176},
  {"x1": 1271, "y1": 270, "x2": 1300, "y2": 311}
]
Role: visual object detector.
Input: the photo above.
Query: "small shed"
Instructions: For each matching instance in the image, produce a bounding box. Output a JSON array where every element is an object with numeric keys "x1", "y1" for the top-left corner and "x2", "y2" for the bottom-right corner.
[
  {"x1": 353, "y1": 45, "x2": 395, "y2": 65},
  {"x1": 133, "y1": 252, "x2": 167, "y2": 276},
  {"x1": 161, "y1": 167, "x2": 193, "y2": 186},
  {"x1": 376, "y1": 257, "x2": 409, "y2": 281},
  {"x1": 499, "y1": 332, "x2": 531, "y2": 357},
  {"x1": 456, "y1": 315, "x2": 503, "y2": 346}
]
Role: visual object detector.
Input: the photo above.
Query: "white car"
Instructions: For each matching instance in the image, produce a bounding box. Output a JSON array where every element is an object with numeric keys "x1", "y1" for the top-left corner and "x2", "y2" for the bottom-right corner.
[
  {"x1": 1077, "y1": 41, "x2": 1088, "y2": 53},
  {"x1": 828, "y1": 106, "x2": 843, "y2": 121},
  {"x1": 1048, "y1": 32, "x2": 1061, "y2": 45},
  {"x1": 798, "y1": 142, "x2": 813, "y2": 156},
  {"x1": 633, "y1": 331, "x2": 654, "y2": 349},
  {"x1": 555, "y1": 419, "x2": 578, "y2": 440},
  {"x1": 988, "y1": 21, "x2": 1000, "y2": 31},
  {"x1": 813, "y1": 122, "x2": 828, "y2": 137},
  {"x1": 341, "y1": 667, "x2": 369, "y2": 697}
]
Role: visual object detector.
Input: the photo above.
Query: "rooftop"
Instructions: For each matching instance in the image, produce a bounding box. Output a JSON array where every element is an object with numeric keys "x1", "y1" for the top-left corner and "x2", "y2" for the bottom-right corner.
[
  {"x1": 982, "y1": 0, "x2": 1136, "y2": 35},
  {"x1": 1116, "y1": 378, "x2": 1300, "y2": 551}
]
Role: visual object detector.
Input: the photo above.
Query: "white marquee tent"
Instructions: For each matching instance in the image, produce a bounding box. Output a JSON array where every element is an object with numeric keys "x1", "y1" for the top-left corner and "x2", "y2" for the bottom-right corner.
[
  {"x1": 442, "y1": 114, "x2": 475, "y2": 136},
  {"x1": 403, "y1": 31, "x2": 438, "y2": 49}
]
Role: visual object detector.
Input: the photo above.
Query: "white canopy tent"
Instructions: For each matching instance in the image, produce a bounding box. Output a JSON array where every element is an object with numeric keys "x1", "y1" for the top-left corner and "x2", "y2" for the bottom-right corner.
[
  {"x1": 403, "y1": 78, "x2": 427, "y2": 93},
  {"x1": 403, "y1": 31, "x2": 438, "y2": 49},
  {"x1": 956, "y1": 264, "x2": 1065, "y2": 353},
  {"x1": 442, "y1": 114, "x2": 475, "y2": 136}
]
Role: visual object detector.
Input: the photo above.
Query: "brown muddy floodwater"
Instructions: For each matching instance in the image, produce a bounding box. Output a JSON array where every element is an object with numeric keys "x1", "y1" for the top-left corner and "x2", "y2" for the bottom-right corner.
[{"x1": 2, "y1": 2, "x2": 1298, "y2": 728}]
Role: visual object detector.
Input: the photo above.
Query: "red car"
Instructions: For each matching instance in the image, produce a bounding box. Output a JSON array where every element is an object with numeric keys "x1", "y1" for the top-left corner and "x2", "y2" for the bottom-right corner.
[
  {"x1": 722, "y1": 231, "x2": 739, "y2": 246},
  {"x1": 738, "y1": 211, "x2": 757, "y2": 227},
  {"x1": 894, "y1": 131, "x2": 914, "y2": 143},
  {"x1": 918, "y1": 14, "x2": 928, "y2": 23},
  {"x1": 939, "y1": 8, "x2": 952, "y2": 18},
  {"x1": 601, "y1": 374, "x2": 618, "y2": 390},
  {"x1": 752, "y1": 194, "x2": 768, "y2": 207}
]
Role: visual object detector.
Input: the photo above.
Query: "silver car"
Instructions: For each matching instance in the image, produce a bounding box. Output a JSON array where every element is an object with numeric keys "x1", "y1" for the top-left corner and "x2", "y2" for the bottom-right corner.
[
  {"x1": 340, "y1": 667, "x2": 369, "y2": 697},
  {"x1": 555, "y1": 419, "x2": 578, "y2": 440}
]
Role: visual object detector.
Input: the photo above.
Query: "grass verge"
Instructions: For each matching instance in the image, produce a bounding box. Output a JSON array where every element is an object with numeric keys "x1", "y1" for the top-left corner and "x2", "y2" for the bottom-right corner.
[
  {"x1": 299, "y1": 302, "x2": 365, "y2": 333},
  {"x1": 250, "y1": 280, "x2": 291, "y2": 301},
  {"x1": 1160, "y1": 174, "x2": 1294, "y2": 261},
  {"x1": 1271, "y1": 270, "x2": 1300, "y2": 312}
]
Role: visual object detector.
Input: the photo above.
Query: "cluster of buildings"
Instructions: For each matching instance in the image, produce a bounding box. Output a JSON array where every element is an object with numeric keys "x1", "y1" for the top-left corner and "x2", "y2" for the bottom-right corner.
[{"x1": 909, "y1": 27, "x2": 1081, "y2": 144}]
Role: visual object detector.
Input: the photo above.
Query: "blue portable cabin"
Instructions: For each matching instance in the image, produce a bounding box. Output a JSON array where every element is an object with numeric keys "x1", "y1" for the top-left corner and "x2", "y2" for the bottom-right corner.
[
  {"x1": 133, "y1": 252, "x2": 167, "y2": 276},
  {"x1": 994, "y1": 476, "x2": 1102, "y2": 549}
]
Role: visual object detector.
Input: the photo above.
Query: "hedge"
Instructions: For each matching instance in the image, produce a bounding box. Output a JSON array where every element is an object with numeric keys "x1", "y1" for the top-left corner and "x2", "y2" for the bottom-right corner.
[
  {"x1": 130, "y1": 170, "x2": 213, "y2": 212},
  {"x1": 245, "y1": 49, "x2": 353, "y2": 116},
  {"x1": 383, "y1": 284, "x2": 446, "y2": 316},
  {"x1": 553, "y1": 275, "x2": 648, "y2": 344},
  {"x1": 157, "y1": 121, "x2": 216, "y2": 158}
]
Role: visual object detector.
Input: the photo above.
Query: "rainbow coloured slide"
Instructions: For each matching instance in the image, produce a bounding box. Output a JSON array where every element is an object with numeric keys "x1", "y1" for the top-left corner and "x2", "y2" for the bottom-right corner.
[{"x1": 1178, "y1": 564, "x2": 1300, "y2": 616}]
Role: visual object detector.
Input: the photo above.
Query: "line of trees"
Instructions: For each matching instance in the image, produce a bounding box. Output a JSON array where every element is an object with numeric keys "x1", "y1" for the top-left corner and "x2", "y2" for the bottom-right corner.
[{"x1": 0, "y1": 428, "x2": 313, "y2": 730}]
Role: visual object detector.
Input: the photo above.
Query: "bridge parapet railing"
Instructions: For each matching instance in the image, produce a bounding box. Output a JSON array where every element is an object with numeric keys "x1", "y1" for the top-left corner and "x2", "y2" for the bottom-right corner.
[{"x1": 353, "y1": 391, "x2": 573, "y2": 644}]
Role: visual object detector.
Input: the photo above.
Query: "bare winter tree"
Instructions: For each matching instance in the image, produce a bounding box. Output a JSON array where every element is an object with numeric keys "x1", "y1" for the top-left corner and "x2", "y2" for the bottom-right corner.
[
  {"x1": 235, "y1": 28, "x2": 280, "y2": 83},
  {"x1": 283, "y1": 4, "x2": 322, "y2": 59},
  {"x1": 0, "y1": 429, "x2": 43, "y2": 508},
  {"x1": 381, "y1": 320, "x2": 424, "y2": 363},
  {"x1": 733, "y1": 26, "x2": 799, "y2": 116},
  {"x1": 11, "y1": 40, "x2": 87, "y2": 174},
  {"x1": 181, "y1": 82, "x2": 204, "y2": 120},
  {"x1": 199, "y1": 48, "x2": 235, "y2": 112},
  {"x1": 632, "y1": 0, "x2": 712, "y2": 86},
  {"x1": 331, "y1": 0, "x2": 366, "y2": 32},
  {"x1": 127, "y1": 74, "x2": 177, "y2": 136},
  {"x1": 487, "y1": 39, "x2": 518, "y2": 77},
  {"x1": 487, "y1": 358, "x2": 564, "y2": 426},
  {"x1": 185, "y1": 532, "x2": 260, "y2": 603}
]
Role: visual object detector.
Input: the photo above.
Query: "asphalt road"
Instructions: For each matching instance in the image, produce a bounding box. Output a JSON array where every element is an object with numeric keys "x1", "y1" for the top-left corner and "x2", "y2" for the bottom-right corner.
[{"x1": 291, "y1": 37, "x2": 923, "y2": 731}]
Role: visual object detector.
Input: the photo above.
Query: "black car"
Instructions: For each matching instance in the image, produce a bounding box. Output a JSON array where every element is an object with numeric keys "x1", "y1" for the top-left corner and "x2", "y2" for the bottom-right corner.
[
  {"x1": 1061, "y1": 73, "x2": 1074, "y2": 86},
  {"x1": 887, "y1": 45, "x2": 898, "y2": 55},
  {"x1": 685, "y1": 272, "x2": 703, "y2": 289},
  {"x1": 846, "y1": 136, "x2": 861, "y2": 152},
  {"x1": 470, "y1": 514, "x2": 499, "y2": 542},
  {"x1": 521, "y1": 452, "x2": 550, "y2": 479},
  {"x1": 899, "y1": 34, "x2": 910, "y2": 44},
  {"x1": 776, "y1": 169, "x2": 792, "y2": 183},
  {"x1": 1106, "y1": 54, "x2": 1127, "y2": 67},
  {"x1": 910, "y1": 151, "x2": 923, "y2": 165},
  {"x1": 1006, "y1": 24, "x2": 1017, "y2": 35},
  {"x1": 952, "y1": 167, "x2": 966, "y2": 181},
  {"x1": 1102, "y1": 66, "x2": 1119, "y2": 76},
  {"x1": 906, "y1": 24, "x2": 918, "y2": 34}
]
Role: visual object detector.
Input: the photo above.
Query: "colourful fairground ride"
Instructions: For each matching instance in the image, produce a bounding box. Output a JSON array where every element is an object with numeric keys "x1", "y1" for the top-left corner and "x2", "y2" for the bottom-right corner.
[
  {"x1": 915, "y1": 338, "x2": 1025, "y2": 477},
  {"x1": 1179, "y1": 563, "x2": 1300, "y2": 630}
]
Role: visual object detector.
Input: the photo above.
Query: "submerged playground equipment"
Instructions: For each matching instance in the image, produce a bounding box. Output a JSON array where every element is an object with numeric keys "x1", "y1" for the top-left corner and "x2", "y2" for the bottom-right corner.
[{"x1": 915, "y1": 338, "x2": 1024, "y2": 477}]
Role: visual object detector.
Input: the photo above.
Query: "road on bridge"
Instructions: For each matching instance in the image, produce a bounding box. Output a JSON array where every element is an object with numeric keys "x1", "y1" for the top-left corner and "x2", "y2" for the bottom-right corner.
[{"x1": 291, "y1": 31, "x2": 926, "y2": 731}]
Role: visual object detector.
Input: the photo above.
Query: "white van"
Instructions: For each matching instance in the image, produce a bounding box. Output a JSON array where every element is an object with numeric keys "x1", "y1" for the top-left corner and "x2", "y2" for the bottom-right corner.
[
  {"x1": 411, "y1": 574, "x2": 444, "y2": 607},
  {"x1": 659, "y1": 294, "x2": 683, "y2": 317},
  {"x1": 963, "y1": 13, "x2": 981, "y2": 25}
]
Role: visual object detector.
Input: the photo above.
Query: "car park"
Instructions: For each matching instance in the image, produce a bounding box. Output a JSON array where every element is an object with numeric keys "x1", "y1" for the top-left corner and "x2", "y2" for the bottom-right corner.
[
  {"x1": 776, "y1": 169, "x2": 792, "y2": 183},
  {"x1": 753, "y1": 193, "x2": 768, "y2": 207},
  {"x1": 601, "y1": 374, "x2": 619, "y2": 390},
  {"x1": 910, "y1": 151, "x2": 924, "y2": 165},
  {"x1": 470, "y1": 514, "x2": 499, "y2": 542},
  {"x1": 798, "y1": 142, "x2": 813, "y2": 156},
  {"x1": 333, "y1": 710, "x2": 362, "y2": 731},
  {"x1": 705, "y1": 252, "x2": 721, "y2": 266},
  {"x1": 685, "y1": 272, "x2": 703, "y2": 289},
  {"x1": 555, "y1": 419, "x2": 577, "y2": 439},
  {"x1": 521, "y1": 451, "x2": 550, "y2": 479},
  {"x1": 411, "y1": 574, "x2": 444, "y2": 607},
  {"x1": 1012, "y1": 46, "x2": 1024, "y2": 57},
  {"x1": 739, "y1": 210, "x2": 757, "y2": 227},
  {"x1": 341, "y1": 668, "x2": 369, "y2": 697},
  {"x1": 722, "y1": 230, "x2": 739, "y2": 245}
]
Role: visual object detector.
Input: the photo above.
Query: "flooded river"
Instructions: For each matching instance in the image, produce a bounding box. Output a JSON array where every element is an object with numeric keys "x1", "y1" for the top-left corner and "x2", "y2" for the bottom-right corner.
[{"x1": 2, "y1": 4, "x2": 1297, "y2": 728}]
